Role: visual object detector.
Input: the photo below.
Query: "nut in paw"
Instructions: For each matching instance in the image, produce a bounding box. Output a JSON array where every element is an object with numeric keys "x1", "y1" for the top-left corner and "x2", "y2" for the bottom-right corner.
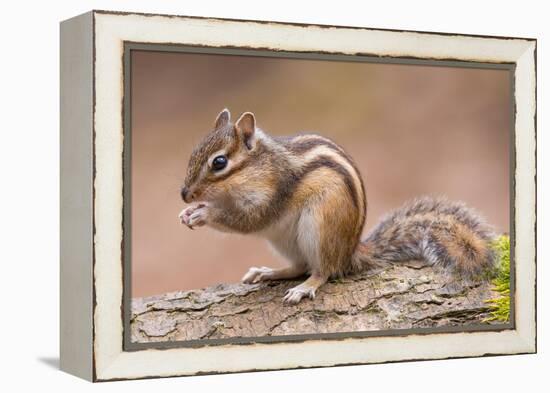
[{"x1": 179, "y1": 203, "x2": 209, "y2": 229}]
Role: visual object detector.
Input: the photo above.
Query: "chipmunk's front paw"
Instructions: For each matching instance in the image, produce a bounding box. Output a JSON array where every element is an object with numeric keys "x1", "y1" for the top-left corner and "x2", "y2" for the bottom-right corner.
[
  {"x1": 241, "y1": 266, "x2": 275, "y2": 284},
  {"x1": 179, "y1": 203, "x2": 209, "y2": 229},
  {"x1": 283, "y1": 283, "x2": 316, "y2": 304}
]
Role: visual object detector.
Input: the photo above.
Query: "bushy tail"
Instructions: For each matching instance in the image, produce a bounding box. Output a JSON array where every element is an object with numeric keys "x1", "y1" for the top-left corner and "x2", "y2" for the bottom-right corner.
[{"x1": 351, "y1": 196, "x2": 497, "y2": 279}]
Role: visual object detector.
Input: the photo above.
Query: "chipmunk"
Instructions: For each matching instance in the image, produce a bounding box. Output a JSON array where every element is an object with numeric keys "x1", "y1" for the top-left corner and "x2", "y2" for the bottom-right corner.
[{"x1": 179, "y1": 109, "x2": 497, "y2": 304}]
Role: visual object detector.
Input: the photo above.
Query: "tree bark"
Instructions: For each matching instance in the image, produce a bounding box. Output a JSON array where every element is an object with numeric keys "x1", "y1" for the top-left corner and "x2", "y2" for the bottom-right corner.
[{"x1": 131, "y1": 262, "x2": 501, "y2": 343}]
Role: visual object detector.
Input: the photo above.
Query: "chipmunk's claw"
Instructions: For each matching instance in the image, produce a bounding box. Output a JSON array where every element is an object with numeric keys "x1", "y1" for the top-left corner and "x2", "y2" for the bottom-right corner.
[{"x1": 283, "y1": 284, "x2": 316, "y2": 304}]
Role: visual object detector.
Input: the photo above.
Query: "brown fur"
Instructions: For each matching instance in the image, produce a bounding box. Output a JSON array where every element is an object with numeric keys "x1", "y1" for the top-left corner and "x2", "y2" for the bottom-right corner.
[
  {"x1": 354, "y1": 197, "x2": 496, "y2": 278},
  {"x1": 290, "y1": 166, "x2": 360, "y2": 277},
  {"x1": 434, "y1": 219, "x2": 492, "y2": 276},
  {"x1": 181, "y1": 110, "x2": 497, "y2": 303}
]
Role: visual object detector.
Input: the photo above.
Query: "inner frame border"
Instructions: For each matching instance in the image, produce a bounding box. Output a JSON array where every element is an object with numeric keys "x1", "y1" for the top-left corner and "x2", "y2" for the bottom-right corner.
[{"x1": 121, "y1": 41, "x2": 517, "y2": 352}]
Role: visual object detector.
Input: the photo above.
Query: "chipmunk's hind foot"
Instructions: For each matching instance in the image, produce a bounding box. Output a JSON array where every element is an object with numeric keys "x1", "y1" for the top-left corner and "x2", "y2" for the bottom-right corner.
[
  {"x1": 283, "y1": 284, "x2": 316, "y2": 304},
  {"x1": 283, "y1": 273, "x2": 328, "y2": 304}
]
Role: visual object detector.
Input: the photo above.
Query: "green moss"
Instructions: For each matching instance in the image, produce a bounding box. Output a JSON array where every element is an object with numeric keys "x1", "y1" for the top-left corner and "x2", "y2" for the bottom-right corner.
[{"x1": 484, "y1": 235, "x2": 511, "y2": 322}]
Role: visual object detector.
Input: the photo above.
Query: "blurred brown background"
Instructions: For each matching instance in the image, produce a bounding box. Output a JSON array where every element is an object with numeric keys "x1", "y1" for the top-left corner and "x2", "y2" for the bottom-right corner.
[{"x1": 131, "y1": 50, "x2": 511, "y2": 298}]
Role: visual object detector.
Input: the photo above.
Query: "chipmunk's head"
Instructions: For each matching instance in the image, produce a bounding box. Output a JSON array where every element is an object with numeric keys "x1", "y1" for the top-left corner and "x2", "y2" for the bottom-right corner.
[{"x1": 181, "y1": 109, "x2": 261, "y2": 203}]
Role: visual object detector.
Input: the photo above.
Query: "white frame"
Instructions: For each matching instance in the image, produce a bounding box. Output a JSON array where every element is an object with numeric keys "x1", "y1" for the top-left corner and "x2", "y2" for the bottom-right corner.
[{"x1": 60, "y1": 10, "x2": 536, "y2": 381}]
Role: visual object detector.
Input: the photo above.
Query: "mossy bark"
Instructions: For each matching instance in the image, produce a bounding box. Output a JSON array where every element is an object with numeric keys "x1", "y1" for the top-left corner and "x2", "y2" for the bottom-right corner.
[{"x1": 131, "y1": 262, "x2": 502, "y2": 343}]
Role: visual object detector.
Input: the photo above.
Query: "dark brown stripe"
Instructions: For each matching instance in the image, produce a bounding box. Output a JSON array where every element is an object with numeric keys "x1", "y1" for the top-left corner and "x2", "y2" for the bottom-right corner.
[
  {"x1": 225, "y1": 127, "x2": 241, "y2": 156},
  {"x1": 307, "y1": 156, "x2": 359, "y2": 209},
  {"x1": 272, "y1": 154, "x2": 360, "y2": 212},
  {"x1": 208, "y1": 138, "x2": 272, "y2": 183},
  {"x1": 285, "y1": 136, "x2": 348, "y2": 156},
  {"x1": 211, "y1": 155, "x2": 252, "y2": 182},
  {"x1": 284, "y1": 136, "x2": 366, "y2": 214}
]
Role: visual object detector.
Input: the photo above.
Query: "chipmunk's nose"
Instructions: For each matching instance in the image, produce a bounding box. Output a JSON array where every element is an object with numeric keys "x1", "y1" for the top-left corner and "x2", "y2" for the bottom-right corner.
[
  {"x1": 181, "y1": 186, "x2": 191, "y2": 203},
  {"x1": 181, "y1": 186, "x2": 197, "y2": 203}
]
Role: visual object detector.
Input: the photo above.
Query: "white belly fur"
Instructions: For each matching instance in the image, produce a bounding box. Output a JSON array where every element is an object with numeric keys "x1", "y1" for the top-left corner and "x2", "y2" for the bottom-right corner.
[{"x1": 259, "y1": 208, "x2": 320, "y2": 273}]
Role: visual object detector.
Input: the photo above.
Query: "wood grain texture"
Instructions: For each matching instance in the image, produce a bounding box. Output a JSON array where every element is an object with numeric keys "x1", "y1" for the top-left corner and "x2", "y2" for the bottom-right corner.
[{"x1": 131, "y1": 262, "x2": 501, "y2": 343}]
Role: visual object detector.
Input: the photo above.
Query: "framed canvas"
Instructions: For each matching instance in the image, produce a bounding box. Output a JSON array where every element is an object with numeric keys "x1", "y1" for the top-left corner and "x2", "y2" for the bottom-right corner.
[{"x1": 60, "y1": 10, "x2": 537, "y2": 381}]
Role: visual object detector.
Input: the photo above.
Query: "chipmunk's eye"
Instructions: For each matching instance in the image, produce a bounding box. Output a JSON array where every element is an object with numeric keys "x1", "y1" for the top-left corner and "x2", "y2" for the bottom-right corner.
[{"x1": 211, "y1": 155, "x2": 228, "y2": 171}]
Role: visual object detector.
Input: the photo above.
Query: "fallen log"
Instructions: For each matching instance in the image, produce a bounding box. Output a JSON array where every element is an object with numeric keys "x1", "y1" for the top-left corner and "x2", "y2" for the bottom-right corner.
[{"x1": 131, "y1": 261, "x2": 500, "y2": 343}]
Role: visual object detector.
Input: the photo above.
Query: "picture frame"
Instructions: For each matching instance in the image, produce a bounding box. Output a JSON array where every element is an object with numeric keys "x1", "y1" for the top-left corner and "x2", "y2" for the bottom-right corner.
[{"x1": 60, "y1": 10, "x2": 536, "y2": 381}]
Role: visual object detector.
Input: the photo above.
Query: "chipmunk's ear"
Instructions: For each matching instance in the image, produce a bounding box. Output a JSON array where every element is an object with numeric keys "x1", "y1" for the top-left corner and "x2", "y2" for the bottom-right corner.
[
  {"x1": 235, "y1": 112, "x2": 256, "y2": 150},
  {"x1": 214, "y1": 108, "x2": 231, "y2": 129}
]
